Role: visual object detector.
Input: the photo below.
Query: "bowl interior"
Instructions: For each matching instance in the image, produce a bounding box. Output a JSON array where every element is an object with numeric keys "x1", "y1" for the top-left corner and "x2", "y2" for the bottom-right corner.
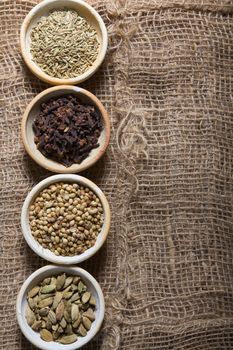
[
  {"x1": 24, "y1": 87, "x2": 108, "y2": 173},
  {"x1": 22, "y1": 175, "x2": 110, "y2": 264},
  {"x1": 17, "y1": 266, "x2": 104, "y2": 350},
  {"x1": 24, "y1": 0, "x2": 105, "y2": 80}
]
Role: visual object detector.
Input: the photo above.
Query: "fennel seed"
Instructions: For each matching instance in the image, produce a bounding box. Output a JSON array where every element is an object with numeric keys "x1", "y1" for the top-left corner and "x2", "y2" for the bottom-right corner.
[{"x1": 30, "y1": 9, "x2": 100, "y2": 79}]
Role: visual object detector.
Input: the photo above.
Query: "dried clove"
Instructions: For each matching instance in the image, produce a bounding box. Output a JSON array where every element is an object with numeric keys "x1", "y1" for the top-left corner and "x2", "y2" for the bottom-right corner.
[{"x1": 33, "y1": 95, "x2": 103, "y2": 167}]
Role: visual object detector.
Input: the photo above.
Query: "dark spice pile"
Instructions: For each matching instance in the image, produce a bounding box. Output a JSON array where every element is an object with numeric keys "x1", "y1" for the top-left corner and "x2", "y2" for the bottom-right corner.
[{"x1": 32, "y1": 95, "x2": 102, "y2": 167}]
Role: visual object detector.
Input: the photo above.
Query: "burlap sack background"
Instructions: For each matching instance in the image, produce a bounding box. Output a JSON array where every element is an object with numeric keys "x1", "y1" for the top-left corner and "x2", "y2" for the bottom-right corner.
[{"x1": 1, "y1": 0, "x2": 233, "y2": 349}]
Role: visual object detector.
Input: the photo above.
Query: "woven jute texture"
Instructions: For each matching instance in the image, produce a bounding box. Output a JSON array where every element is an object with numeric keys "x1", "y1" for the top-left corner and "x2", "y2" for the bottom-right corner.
[{"x1": 1, "y1": 0, "x2": 233, "y2": 349}]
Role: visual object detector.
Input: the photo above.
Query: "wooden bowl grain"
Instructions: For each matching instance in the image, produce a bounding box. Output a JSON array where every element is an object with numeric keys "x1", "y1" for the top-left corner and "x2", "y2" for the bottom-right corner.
[
  {"x1": 20, "y1": 0, "x2": 108, "y2": 85},
  {"x1": 21, "y1": 86, "x2": 110, "y2": 173}
]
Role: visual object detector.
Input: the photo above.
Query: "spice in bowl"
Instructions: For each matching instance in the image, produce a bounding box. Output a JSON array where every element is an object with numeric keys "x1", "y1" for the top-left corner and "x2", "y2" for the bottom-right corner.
[
  {"x1": 30, "y1": 10, "x2": 100, "y2": 79},
  {"x1": 25, "y1": 273, "x2": 96, "y2": 343},
  {"x1": 32, "y1": 95, "x2": 103, "y2": 167},
  {"x1": 29, "y1": 182, "x2": 103, "y2": 256}
]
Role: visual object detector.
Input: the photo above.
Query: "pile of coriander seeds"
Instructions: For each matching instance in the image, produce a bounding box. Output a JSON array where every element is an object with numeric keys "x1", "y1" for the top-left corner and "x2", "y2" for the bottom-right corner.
[{"x1": 29, "y1": 182, "x2": 103, "y2": 256}]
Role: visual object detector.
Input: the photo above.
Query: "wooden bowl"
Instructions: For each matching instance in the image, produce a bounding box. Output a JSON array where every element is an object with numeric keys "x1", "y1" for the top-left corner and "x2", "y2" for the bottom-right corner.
[
  {"x1": 20, "y1": 0, "x2": 108, "y2": 85},
  {"x1": 21, "y1": 86, "x2": 110, "y2": 173}
]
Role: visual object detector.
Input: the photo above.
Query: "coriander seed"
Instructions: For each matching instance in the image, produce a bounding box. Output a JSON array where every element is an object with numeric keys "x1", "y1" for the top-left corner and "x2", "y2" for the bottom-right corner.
[{"x1": 29, "y1": 182, "x2": 104, "y2": 256}]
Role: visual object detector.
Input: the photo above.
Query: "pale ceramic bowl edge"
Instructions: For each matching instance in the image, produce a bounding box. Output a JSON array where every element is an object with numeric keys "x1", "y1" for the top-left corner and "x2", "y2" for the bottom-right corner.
[
  {"x1": 16, "y1": 265, "x2": 105, "y2": 350},
  {"x1": 21, "y1": 174, "x2": 111, "y2": 264}
]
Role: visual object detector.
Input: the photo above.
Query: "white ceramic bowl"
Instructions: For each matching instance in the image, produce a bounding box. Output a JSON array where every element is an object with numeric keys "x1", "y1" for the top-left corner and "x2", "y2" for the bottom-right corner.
[
  {"x1": 16, "y1": 265, "x2": 105, "y2": 350},
  {"x1": 21, "y1": 86, "x2": 110, "y2": 174},
  {"x1": 20, "y1": 0, "x2": 108, "y2": 85},
  {"x1": 21, "y1": 174, "x2": 111, "y2": 264}
]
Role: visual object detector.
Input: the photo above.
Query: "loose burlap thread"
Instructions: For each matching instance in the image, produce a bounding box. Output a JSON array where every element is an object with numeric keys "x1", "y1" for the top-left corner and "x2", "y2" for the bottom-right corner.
[{"x1": 1, "y1": 0, "x2": 233, "y2": 349}]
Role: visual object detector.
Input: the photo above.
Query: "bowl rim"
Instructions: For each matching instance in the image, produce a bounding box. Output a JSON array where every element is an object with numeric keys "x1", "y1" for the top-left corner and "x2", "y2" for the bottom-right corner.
[
  {"x1": 20, "y1": 0, "x2": 108, "y2": 85},
  {"x1": 21, "y1": 174, "x2": 111, "y2": 264},
  {"x1": 16, "y1": 265, "x2": 105, "y2": 350},
  {"x1": 21, "y1": 85, "x2": 111, "y2": 173}
]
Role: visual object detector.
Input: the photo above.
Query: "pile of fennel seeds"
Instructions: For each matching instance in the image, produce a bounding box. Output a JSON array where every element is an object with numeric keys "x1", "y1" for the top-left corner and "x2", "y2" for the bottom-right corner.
[{"x1": 30, "y1": 9, "x2": 100, "y2": 79}]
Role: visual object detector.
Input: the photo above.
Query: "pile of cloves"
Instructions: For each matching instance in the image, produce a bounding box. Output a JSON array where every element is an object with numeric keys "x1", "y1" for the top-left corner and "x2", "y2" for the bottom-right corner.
[
  {"x1": 32, "y1": 95, "x2": 103, "y2": 167},
  {"x1": 25, "y1": 273, "x2": 96, "y2": 344}
]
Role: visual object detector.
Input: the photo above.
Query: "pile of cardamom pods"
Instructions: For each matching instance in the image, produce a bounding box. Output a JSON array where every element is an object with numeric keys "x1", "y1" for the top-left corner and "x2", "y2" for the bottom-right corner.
[{"x1": 25, "y1": 273, "x2": 96, "y2": 344}]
